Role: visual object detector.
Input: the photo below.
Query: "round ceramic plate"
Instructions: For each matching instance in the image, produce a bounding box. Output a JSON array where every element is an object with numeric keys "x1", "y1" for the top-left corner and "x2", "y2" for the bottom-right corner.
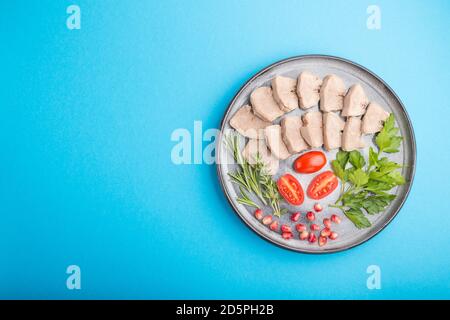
[{"x1": 216, "y1": 55, "x2": 416, "y2": 253}]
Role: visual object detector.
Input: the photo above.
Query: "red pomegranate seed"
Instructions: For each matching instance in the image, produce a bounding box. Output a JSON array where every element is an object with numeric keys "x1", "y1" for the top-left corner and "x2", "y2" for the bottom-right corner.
[
  {"x1": 318, "y1": 236, "x2": 328, "y2": 247},
  {"x1": 320, "y1": 228, "x2": 331, "y2": 237},
  {"x1": 314, "y1": 203, "x2": 323, "y2": 212},
  {"x1": 329, "y1": 232, "x2": 338, "y2": 240},
  {"x1": 290, "y1": 212, "x2": 301, "y2": 222},
  {"x1": 269, "y1": 221, "x2": 279, "y2": 231},
  {"x1": 331, "y1": 214, "x2": 341, "y2": 224},
  {"x1": 310, "y1": 224, "x2": 320, "y2": 231},
  {"x1": 306, "y1": 211, "x2": 315, "y2": 221},
  {"x1": 281, "y1": 225, "x2": 292, "y2": 233},
  {"x1": 282, "y1": 232, "x2": 293, "y2": 240},
  {"x1": 295, "y1": 223, "x2": 306, "y2": 232},
  {"x1": 262, "y1": 215, "x2": 272, "y2": 225},
  {"x1": 308, "y1": 232, "x2": 317, "y2": 243},
  {"x1": 299, "y1": 230, "x2": 309, "y2": 240},
  {"x1": 323, "y1": 218, "x2": 331, "y2": 228},
  {"x1": 254, "y1": 209, "x2": 263, "y2": 220}
]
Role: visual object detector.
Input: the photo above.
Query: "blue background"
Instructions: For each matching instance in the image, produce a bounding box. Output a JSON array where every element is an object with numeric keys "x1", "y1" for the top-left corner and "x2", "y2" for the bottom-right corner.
[{"x1": 1, "y1": 0, "x2": 449, "y2": 299}]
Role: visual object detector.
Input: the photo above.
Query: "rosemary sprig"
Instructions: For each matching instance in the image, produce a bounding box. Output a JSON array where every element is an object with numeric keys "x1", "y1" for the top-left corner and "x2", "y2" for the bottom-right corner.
[
  {"x1": 225, "y1": 135, "x2": 267, "y2": 205},
  {"x1": 224, "y1": 134, "x2": 285, "y2": 217},
  {"x1": 258, "y1": 168, "x2": 287, "y2": 217},
  {"x1": 236, "y1": 186, "x2": 259, "y2": 208}
]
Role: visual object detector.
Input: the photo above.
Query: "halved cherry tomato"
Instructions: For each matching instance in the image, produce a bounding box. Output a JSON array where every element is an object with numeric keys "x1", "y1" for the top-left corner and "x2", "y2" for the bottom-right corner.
[
  {"x1": 293, "y1": 151, "x2": 326, "y2": 174},
  {"x1": 277, "y1": 174, "x2": 304, "y2": 205},
  {"x1": 307, "y1": 171, "x2": 338, "y2": 200}
]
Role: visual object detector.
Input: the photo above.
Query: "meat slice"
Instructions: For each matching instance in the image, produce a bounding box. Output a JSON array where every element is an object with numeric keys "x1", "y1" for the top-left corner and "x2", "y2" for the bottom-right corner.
[
  {"x1": 229, "y1": 105, "x2": 271, "y2": 139},
  {"x1": 319, "y1": 74, "x2": 346, "y2": 112},
  {"x1": 250, "y1": 87, "x2": 284, "y2": 122},
  {"x1": 323, "y1": 112, "x2": 345, "y2": 151},
  {"x1": 272, "y1": 76, "x2": 299, "y2": 112},
  {"x1": 303, "y1": 111, "x2": 323, "y2": 127},
  {"x1": 300, "y1": 111, "x2": 323, "y2": 148},
  {"x1": 242, "y1": 139, "x2": 279, "y2": 175},
  {"x1": 342, "y1": 84, "x2": 369, "y2": 117},
  {"x1": 361, "y1": 102, "x2": 390, "y2": 134},
  {"x1": 342, "y1": 117, "x2": 365, "y2": 151},
  {"x1": 264, "y1": 125, "x2": 291, "y2": 160},
  {"x1": 297, "y1": 71, "x2": 322, "y2": 109},
  {"x1": 281, "y1": 116, "x2": 308, "y2": 154}
]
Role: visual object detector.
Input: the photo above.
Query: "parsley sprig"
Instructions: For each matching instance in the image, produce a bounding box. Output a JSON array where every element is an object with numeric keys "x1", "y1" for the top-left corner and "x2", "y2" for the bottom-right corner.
[{"x1": 330, "y1": 114, "x2": 406, "y2": 228}]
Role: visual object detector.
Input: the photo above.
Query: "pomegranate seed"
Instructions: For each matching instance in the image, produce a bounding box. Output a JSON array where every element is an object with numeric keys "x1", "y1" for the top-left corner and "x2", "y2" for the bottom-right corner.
[
  {"x1": 314, "y1": 203, "x2": 323, "y2": 212},
  {"x1": 329, "y1": 232, "x2": 338, "y2": 240},
  {"x1": 320, "y1": 228, "x2": 331, "y2": 237},
  {"x1": 331, "y1": 214, "x2": 341, "y2": 224},
  {"x1": 308, "y1": 232, "x2": 317, "y2": 243},
  {"x1": 295, "y1": 223, "x2": 306, "y2": 232},
  {"x1": 306, "y1": 211, "x2": 315, "y2": 221},
  {"x1": 282, "y1": 232, "x2": 293, "y2": 240},
  {"x1": 281, "y1": 225, "x2": 292, "y2": 233},
  {"x1": 269, "y1": 221, "x2": 279, "y2": 231},
  {"x1": 323, "y1": 218, "x2": 331, "y2": 228},
  {"x1": 290, "y1": 212, "x2": 301, "y2": 222},
  {"x1": 262, "y1": 215, "x2": 272, "y2": 225},
  {"x1": 310, "y1": 224, "x2": 320, "y2": 231},
  {"x1": 299, "y1": 230, "x2": 309, "y2": 240},
  {"x1": 254, "y1": 209, "x2": 263, "y2": 220},
  {"x1": 318, "y1": 236, "x2": 328, "y2": 247}
]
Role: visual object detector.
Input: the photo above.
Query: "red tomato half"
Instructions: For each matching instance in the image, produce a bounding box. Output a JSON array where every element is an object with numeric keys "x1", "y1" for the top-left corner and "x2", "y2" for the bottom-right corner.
[
  {"x1": 277, "y1": 174, "x2": 304, "y2": 205},
  {"x1": 307, "y1": 171, "x2": 338, "y2": 200},
  {"x1": 293, "y1": 151, "x2": 326, "y2": 174}
]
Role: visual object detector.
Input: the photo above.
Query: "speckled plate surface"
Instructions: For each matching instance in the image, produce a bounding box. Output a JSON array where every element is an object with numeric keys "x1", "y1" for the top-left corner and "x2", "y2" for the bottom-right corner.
[{"x1": 216, "y1": 55, "x2": 416, "y2": 253}]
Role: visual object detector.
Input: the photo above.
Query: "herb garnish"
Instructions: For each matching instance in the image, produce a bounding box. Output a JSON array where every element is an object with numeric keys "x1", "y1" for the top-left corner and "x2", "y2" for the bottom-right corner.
[
  {"x1": 225, "y1": 134, "x2": 286, "y2": 217},
  {"x1": 330, "y1": 114, "x2": 406, "y2": 228}
]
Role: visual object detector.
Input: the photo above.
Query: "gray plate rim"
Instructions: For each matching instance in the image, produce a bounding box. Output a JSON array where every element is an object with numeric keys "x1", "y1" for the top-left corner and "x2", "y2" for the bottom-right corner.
[{"x1": 216, "y1": 54, "x2": 416, "y2": 254}]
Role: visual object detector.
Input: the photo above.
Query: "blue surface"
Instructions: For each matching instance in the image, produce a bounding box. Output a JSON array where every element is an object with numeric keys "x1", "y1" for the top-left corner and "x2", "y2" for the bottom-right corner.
[{"x1": 1, "y1": 0, "x2": 449, "y2": 299}]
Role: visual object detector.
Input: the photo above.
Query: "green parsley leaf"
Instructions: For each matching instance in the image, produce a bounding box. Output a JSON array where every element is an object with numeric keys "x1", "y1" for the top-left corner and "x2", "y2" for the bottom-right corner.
[
  {"x1": 378, "y1": 157, "x2": 402, "y2": 173},
  {"x1": 344, "y1": 208, "x2": 371, "y2": 229},
  {"x1": 342, "y1": 191, "x2": 367, "y2": 208},
  {"x1": 362, "y1": 194, "x2": 396, "y2": 215},
  {"x1": 349, "y1": 150, "x2": 366, "y2": 169},
  {"x1": 375, "y1": 114, "x2": 403, "y2": 153},
  {"x1": 369, "y1": 170, "x2": 405, "y2": 186},
  {"x1": 348, "y1": 168, "x2": 369, "y2": 187},
  {"x1": 369, "y1": 147, "x2": 379, "y2": 167},
  {"x1": 332, "y1": 160, "x2": 347, "y2": 182},
  {"x1": 365, "y1": 180, "x2": 394, "y2": 193},
  {"x1": 387, "y1": 171, "x2": 406, "y2": 185},
  {"x1": 383, "y1": 136, "x2": 403, "y2": 153},
  {"x1": 336, "y1": 150, "x2": 350, "y2": 169}
]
